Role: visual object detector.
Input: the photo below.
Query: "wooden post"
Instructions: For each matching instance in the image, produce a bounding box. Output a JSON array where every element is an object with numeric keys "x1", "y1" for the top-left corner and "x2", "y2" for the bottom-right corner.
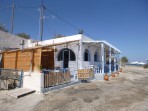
[
  {"x1": 79, "y1": 38, "x2": 83, "y2": 69},
  {"x1": 39, "y1": 49, "x2": 42, "y2": 70},
  {"x1": 15, "y1": 51, "x2": 18, "y2": 69},
  {"x1": 114, "y1": 50, "x2": 117, "y2": 72},
  {"x1": 109, "y1": 47, "x2": 112, "y2": 73},
  {"x1": 101, "y1": 42, "x2": 104, "y2": 74},
  {"x1": 30, "y1": 50, "x2": 34, "y2": 72}
]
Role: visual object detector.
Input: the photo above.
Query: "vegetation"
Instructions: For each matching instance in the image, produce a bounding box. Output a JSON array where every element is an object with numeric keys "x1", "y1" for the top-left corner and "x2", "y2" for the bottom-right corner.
[
  {"x1": 0, "y1": 24, "x2": 8, "y2": 32},
  {"x1": 143, "y1": 64, "x2": 148, "y2": 69},
  {"x1": 16, "y1": 33, "x2": 31, "y2": 39},
  {"x1": 121, "y1": 56, "x2": 128, "y2": 66},
  {"x1": 0, "y1": 23, "x2": 31, "y2": 39}
]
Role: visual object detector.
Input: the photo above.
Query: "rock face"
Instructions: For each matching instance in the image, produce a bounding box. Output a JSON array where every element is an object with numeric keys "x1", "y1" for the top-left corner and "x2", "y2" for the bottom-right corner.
[{"x1": 0, "y1": 31, "x2": 29, "y2": 50}]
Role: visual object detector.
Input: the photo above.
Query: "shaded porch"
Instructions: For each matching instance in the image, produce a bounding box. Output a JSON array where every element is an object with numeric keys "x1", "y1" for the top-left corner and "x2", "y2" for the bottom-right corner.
[{"x1": 82, "y1": 40, "x2": 121, "y2": 74}]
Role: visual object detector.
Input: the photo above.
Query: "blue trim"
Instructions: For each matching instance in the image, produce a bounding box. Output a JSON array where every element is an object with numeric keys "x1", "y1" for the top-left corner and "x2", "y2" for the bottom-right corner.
[{"x1": 18, "y1": 70, "x2": 23, "y2": 88}]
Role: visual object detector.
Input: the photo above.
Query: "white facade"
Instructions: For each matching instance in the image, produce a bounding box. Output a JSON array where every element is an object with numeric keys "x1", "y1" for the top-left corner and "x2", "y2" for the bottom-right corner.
[{"x1": 28, "y1": 34, "x2": 121, "y2": 74}]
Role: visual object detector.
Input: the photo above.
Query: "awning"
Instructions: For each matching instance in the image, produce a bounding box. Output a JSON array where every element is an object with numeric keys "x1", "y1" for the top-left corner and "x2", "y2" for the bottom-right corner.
[{"x1": 82, "y1": 40, "x2": 121, "y2": 53}]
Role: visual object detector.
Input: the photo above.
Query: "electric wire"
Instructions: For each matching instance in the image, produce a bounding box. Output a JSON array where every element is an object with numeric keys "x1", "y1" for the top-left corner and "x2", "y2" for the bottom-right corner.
[
  {"x1": 0, "y1": 6, "x2": 11, "y2": 9},
  {"x1": 15, "y1": 6, "x2": 40, "y2": 9},
  {"x1": 0, "y1": 3, "x2": 96, "y2": 39},
  {"x1": 45, "y1": 7, "x2": 80, "y2": 31}
]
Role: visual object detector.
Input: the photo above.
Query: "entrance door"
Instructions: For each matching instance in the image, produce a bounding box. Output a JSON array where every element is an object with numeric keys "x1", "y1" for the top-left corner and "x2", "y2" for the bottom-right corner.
[
  {"x1": 41, "y1": 51, "x2": 54, "y2": 69},
  {"x1": 63, "y1": 50, "x2": 69, "y2": 68}
]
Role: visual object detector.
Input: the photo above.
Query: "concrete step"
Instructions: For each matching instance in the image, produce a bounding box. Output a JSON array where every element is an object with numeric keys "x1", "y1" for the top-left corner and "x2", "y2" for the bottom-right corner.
[{"x1": 7, "y1": 88, "x2": 35, "y2": 98}]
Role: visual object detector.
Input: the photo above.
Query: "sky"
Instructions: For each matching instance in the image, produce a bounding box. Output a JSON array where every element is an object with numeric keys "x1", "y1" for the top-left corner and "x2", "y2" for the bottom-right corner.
[{"x1": 0, "y1": 0, "x2": 148, "y2": 63}]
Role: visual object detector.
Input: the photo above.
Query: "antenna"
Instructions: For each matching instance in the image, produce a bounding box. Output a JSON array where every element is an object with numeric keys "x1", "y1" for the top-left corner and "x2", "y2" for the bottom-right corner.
[
  {"x1": 40, "y1": 0, "x2": 45, "y2": 41},
  {"x1": 11, "y1": 0, "x2": 15, "y2": 34}
]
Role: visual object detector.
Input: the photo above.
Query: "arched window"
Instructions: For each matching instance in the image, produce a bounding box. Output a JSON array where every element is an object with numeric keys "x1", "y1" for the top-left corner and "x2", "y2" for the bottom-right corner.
[
  {"x1": 57, "y1": 48, "x2": 76, "y2": 61},
  {"x1": 84, "y1": 49, "x2": 90, "y2": 61},
  {"x1": 94, "y1": 52, "x2": 98, "y2": 62}
]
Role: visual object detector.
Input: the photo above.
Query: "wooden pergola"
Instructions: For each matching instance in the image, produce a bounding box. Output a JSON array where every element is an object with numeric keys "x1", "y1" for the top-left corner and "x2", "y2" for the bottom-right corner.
[{"x1": 0, "y1": 40, "x2": 79, "y2": 72}]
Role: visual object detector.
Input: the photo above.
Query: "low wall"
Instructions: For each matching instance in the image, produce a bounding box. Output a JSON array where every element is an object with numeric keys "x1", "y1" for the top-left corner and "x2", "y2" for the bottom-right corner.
[{"x1": 23, "y1": 72, "x2": 44, "y2": 93}]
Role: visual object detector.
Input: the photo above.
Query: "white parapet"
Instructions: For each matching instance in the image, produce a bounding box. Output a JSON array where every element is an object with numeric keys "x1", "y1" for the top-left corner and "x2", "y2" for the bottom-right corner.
[{"x1": 23, "y1": 72, "x2": 44, "y2": 93}]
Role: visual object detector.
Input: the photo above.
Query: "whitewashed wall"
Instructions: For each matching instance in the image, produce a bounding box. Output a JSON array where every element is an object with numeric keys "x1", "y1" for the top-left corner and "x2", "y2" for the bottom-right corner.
[
  {"x1": 23, "y1": 72, "x2": 44, "y2": 93},
  {"x1": 81, "y1": 42, "x2": 101, "y2": 69}
]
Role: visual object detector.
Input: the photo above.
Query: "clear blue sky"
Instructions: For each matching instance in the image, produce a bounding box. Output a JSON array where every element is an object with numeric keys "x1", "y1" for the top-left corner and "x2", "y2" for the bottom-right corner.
[{"x1": 0, "y1": 0, "x2": 148, "y2": 63}]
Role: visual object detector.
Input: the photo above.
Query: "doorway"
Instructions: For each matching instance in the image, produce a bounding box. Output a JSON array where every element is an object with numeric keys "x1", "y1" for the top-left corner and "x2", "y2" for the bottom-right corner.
[
  {"x1": 63, "y1": 50, "x2": 69, "y2": 68},
  {"x1": 57, "y1": 48, "x2": 76, "y2": 69}
]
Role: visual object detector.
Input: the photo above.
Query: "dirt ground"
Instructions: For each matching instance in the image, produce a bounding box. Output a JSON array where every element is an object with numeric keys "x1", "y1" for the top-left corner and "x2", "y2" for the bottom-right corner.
[
  {"x1": 0, "y1": 90, "x2": 43, "y2": 111},
  {"x1": 0, "y1": 66, "x2": 148, "y2": 111}
]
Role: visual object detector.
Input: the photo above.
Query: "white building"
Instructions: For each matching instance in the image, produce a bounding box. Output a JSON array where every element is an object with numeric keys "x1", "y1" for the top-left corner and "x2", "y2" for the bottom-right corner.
[
  {"x1": 29, "y1": 34, "x2": 121, "y2": 76},
  {"x1": 0, "y1": 33, "x2": 121, "y2": 93}
]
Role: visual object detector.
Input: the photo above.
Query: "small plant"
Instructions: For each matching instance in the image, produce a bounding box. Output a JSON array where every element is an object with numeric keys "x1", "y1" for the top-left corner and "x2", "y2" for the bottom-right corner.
[
  {"x1": 143, "y1": 64, "x2": 148, "y2": 69},
  {"x1": 35, "y1": 64, "x2": 42, "y2": 72},
  {"x1": 39, "y1": 64, "x2": 42, "y2": 70}
]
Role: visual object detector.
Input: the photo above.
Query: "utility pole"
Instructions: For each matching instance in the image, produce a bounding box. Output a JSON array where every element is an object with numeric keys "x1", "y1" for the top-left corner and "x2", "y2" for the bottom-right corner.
[
  {"x1": 11, "y1": 0, "x2": 15, "y2": 34},
  {"x1": 40, "y1": 0, "x2": 45, "y2": 41}
]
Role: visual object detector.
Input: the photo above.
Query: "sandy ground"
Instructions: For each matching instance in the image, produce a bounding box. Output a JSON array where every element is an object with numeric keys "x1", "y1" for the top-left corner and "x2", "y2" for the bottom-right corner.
[{"x1": 0, "y1": 66, "x2": 148, "y2": 111}]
